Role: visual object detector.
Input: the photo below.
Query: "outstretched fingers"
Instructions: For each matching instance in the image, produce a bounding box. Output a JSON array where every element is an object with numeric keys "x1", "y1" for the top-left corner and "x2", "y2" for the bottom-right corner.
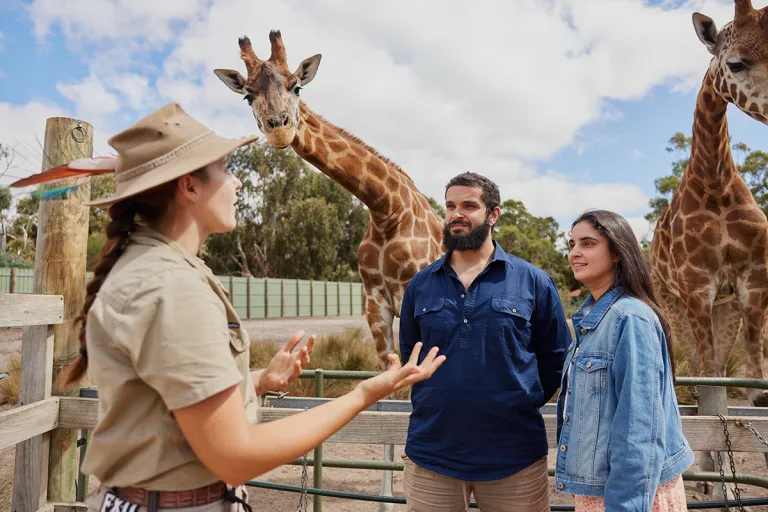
[{"x1": 283, "y1": 330, "x2": 306, "y2": 353}]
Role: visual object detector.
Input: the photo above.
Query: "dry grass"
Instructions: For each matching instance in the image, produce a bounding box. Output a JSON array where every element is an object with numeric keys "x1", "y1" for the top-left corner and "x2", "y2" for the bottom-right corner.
[
  {"x1": 250, "y1": 327, "x2": 411, "y2": 400},
  {"x1": 0, "y1": 354, "x2": 21, "y2": 406}
]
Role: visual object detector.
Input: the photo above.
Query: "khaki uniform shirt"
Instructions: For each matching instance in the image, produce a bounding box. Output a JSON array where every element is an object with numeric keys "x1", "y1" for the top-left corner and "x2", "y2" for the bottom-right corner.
[{"x1": 81, "y1": 225, "x2": 259, "y2": 490}]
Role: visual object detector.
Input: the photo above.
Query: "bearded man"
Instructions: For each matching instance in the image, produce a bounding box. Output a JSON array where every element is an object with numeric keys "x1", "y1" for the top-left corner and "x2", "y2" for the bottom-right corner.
[{"x1": 398, "y1": 172, "x2": 571, "y2": 512}]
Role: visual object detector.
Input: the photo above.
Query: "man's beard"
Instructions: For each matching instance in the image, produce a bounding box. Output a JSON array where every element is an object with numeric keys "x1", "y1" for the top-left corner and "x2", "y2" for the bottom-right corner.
[{"x1": 443, "y1": 217, "x2": 491, "y2": 252}]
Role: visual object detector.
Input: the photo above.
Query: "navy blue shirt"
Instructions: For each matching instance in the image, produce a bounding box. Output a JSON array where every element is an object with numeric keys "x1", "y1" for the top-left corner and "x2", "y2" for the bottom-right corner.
[{"x1": 399, "y1": 241, "x2": 571, "y2": 481}]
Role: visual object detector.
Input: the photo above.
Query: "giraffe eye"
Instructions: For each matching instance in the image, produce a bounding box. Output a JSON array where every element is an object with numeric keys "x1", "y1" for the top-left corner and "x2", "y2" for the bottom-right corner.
[
  {"x1": 726, "y1": 60, "x2": 749, "y2": 73},
  {"x1": 243, "y1": 94, "x2": 255, "y2": 105}
]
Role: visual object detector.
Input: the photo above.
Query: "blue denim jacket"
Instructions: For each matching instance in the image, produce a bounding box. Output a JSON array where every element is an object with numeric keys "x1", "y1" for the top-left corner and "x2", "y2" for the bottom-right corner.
[{"x1": 554, "y1": 285, "x2": 694, "y2": 511}]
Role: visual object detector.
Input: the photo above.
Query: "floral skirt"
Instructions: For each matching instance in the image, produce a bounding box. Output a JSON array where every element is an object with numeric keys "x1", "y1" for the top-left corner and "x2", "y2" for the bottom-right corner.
[{"x1": 574, "y1": 475, "x2": 687, "y2": 511}]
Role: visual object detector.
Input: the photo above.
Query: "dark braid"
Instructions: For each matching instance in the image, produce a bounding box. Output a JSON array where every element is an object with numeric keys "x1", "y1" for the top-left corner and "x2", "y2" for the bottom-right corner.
[{"x1": 61, "y1": 200, "x2": 139, "y2": 387}]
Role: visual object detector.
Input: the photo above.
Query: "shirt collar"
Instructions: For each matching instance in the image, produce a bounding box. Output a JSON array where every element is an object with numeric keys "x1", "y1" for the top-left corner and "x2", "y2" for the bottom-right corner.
[
  {"x1": 430, "y1": 240, "x2": 511, "y2": 274},
  {"x1": 571, "y1": 282, "x2": 624, "y2": 330},
  {"x1": 129, "y1": 223, "x2": 211, "y2": 273}
]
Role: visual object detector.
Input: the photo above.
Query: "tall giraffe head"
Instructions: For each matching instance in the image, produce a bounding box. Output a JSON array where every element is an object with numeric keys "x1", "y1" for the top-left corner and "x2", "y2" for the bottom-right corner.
[
  {"x1": 214, "y1": 31, "x2": 321, "y2": 148},
  {"x1": 693, "y1": 0, "x2": 768, "y2": 123}
]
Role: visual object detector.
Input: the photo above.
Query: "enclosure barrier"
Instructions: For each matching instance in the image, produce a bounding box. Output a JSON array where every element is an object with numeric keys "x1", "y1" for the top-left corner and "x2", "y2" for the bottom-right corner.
[
  {"x1": 3, "y1": 291, "x2": 768, "y2": 511},
  {"x1": 0, "y1": 268, "x2": 366, "y2": 319},
  {"x1": 61, "y1": 371, "x2": 768, "y2": 512}
]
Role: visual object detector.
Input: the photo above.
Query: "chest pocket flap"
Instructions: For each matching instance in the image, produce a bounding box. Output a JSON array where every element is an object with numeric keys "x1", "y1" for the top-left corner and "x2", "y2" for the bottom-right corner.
[
  {"x1": 491, "y1": 295, "x2": 533, "y2": 321},
  {"x1": 414, "y1": 297, "x2": 445, "y2": 317}
]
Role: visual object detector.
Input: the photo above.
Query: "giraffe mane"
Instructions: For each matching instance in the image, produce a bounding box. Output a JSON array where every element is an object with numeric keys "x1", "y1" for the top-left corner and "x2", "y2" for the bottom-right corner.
[{"x1": 301, "y1": 102, "x2": 419, "y2": 190}]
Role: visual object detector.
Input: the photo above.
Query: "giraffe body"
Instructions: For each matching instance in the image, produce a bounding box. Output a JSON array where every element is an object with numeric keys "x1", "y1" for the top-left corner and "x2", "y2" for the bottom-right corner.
[
  {"x1": 651, "y1": 0, "x2": 768, "y2": 407},
  {"x1": 215, "y1": 31, "x2": 444, "y2": 368}
]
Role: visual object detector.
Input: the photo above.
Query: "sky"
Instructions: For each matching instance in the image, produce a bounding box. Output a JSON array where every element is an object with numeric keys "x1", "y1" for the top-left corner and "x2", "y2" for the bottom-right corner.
[{"x1": 2, "y1": 0, "x2": 768, "y2": 243}]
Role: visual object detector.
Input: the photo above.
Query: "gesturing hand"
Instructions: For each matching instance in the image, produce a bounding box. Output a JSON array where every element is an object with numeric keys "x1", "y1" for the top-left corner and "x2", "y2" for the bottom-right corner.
[
  {"x1": 260, "y1": 330, "x2": 316, "y2": 391},
  {"x1": 355, "y1": 342, "x2": 446, "y2": 406}
]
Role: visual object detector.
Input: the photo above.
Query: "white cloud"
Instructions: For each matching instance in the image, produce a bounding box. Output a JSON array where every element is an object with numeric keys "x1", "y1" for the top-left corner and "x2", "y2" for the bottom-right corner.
[
  {"x1": 624, "y1": 216, "x2": 653, "y2": 243},
  {"x1": 56, "y1": 74, "x2": 121, "y2": 124},
  {"x1": 21, "y1": 0, "x2": 762, "y2": 224}
]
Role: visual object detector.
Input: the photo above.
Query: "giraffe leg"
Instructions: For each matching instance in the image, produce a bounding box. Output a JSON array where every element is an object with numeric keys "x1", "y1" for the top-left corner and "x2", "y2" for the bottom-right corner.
[
  {"x1": 680, "y1": 289, "x2": 720, "y2": 377},
  {"x1": 658, "y1": 284, "x2": 701, "y2": 376},
  {"x1": 739, "y1": 289, "x2": 768, "y2": 407},
  {"x1": 362, "y1": 286, "x2": 396, "y2": 511},
  {"x1": 711, "y1": 295, "x2": 742, "y2": 377}
]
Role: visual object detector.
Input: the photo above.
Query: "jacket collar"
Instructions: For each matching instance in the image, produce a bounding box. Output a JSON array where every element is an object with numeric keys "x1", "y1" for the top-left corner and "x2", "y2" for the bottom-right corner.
[
  {"x1": 571, "y1": 282, "x2": 624, "y2": 331},
  {"x1": 129, "y1": 224, "x2": 210, "y2": 275}
]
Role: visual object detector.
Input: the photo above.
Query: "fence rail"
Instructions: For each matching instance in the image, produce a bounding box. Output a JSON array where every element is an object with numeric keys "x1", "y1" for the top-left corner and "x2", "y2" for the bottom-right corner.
[{"x1": 0, "y1": 268, "x2": 365, "y2": 319}]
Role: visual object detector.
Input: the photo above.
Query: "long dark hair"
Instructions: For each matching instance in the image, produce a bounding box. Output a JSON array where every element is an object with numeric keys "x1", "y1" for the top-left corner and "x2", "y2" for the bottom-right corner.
[{"x1": 571, "y1": 210, "x2": 675, "y2": 376}]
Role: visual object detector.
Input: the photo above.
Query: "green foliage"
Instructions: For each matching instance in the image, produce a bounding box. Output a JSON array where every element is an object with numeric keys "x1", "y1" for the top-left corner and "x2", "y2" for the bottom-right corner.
[
  {"x1": 0, "y1": 251, "x2": 33, "y2": 268},
  {"x1": 494, "y1": 199, "x2": 579, "y2": 291},
  {"x1": 202, "y1": 142, "x2": 369, "y2": 280},
  {"x1": 427, "y1": 196, "x2": 446, "y2": 218},
  {"x1": 0, "y1": 187, "x2": 10, "y2": 213},
  {"x1": 646, "y1": 132, "x2": 768, "y2": 222}
]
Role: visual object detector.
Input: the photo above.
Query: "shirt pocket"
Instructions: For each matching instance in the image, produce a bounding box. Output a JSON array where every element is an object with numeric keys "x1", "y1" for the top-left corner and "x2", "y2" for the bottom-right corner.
[
  {"x1": 490, "y1": 294, "x2": 533, "y2": 355},
  {"x1": 414, "y1": 298, "x2": 446, "y2": 347}
]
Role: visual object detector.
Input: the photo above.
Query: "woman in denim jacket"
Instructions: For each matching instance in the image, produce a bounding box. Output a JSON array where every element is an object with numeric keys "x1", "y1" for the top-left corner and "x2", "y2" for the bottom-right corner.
[{"x1": 555, "y1": 210, "x2": 694, "y2": 511}]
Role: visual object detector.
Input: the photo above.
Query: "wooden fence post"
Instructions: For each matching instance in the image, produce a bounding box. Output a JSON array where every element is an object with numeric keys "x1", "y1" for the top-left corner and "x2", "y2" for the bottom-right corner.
[
  {"x1": 13, "y1": 117, "x2": 93, "y2": 509},
  {"x1": 10, "y1": 267, "x2": 16, "y2": 293}
]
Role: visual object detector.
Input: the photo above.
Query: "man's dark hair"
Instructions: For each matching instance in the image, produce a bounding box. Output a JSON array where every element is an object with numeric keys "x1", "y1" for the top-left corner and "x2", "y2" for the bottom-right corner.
[{"x1": 445, "y1": 172, "x2": 501, "y2": 213}]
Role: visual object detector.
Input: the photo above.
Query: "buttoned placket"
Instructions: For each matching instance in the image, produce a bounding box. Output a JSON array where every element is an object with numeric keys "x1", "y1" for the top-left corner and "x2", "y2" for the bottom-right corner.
[{"x1": 445, "y1": 262, "x2": 498, "y2": 350}]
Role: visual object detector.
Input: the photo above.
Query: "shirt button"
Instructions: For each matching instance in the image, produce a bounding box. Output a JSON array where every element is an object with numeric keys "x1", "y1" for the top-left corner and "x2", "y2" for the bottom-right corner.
[
  {"x1": 461, "y1": 294, "x2": 465, "y2": 298},
  {"x1": 463, "y1": 319, "x2": 468, "y2": 324},
  {"x1": 564, "y1": 414, "x2": 569, "y2": 421},
  {"x1": 512, "y1": 308, "x2": 517, "y2": 313},
  {"x1": 423, "y1": 308, "x2": 427, "y2": 312},
  {"x1": 586, "y1": 361, "x2": 592, "y2": 368},
  {"x1": 560, "y1": 445, "x2": 567, "y2": 452},
  {"x1": 580, "y1": 328, "x2": 587, "y2": 334},
  {"x1": 557, "y1": 482, "x2": 564, "y2": 490}
]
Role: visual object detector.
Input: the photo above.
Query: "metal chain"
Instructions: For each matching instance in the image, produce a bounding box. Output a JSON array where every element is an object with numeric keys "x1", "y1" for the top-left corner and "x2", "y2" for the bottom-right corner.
[
  {"x1": 717, "y1": 414, "x2": 744, "y2": 511},
  {"x1": 297, "y1": 407, "x2": 309, "y2": 512},
  {"x1": 738, "y1": 420, "x2": 768, "y2": 448}
]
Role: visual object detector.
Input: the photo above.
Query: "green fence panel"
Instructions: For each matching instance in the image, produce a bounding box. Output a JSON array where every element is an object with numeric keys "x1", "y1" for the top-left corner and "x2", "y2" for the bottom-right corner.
[
  {"x1": 265, "y1": 278, "x2": 283, "y2": 318},
  {"x1": 298, "y1": 280, "x2": 312, "y2": 317},
  {"x1": 326, "y1": 282, "x2": 339, "y2": 316},
  {"x1": 249, "y1": 278, "x2": 266, "y2": 319},
  {"x1": 231, "y1": 277, "x2": 248, "y2": 318},
  {"x1": 312, "y1": 281, "x2": 326, "y2": 317},
  {"x1": 338, "y1": 282, "x2": 351, "y2": 316},
  {"x1": 0, "y1": 268, "x2": 10, "y2": 293},
  {"x1": 282, "y1": 279, "x2": 298, "y2": 318},
  {"x1": 352, "y1": 283, "x2": 364, "y2": 315}
]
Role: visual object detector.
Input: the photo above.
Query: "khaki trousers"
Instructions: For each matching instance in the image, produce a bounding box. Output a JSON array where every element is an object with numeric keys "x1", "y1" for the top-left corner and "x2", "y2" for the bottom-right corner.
[
  {"x1": 86, "y1": 485, "x2": 250, "y2": 512},
  {"x1": 403, "y1": 455, "x2": 550, "y2": 512}
]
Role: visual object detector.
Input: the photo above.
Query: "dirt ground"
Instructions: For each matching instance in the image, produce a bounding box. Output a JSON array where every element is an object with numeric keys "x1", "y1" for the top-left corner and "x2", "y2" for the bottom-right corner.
[{"x1": 2, "y1": 317, "x2": 768, "y2": 511}]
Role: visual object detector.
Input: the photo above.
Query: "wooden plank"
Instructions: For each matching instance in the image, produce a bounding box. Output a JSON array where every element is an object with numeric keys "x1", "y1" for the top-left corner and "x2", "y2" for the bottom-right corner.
[
  {"x1": 51, "y1": 503, "x2": 87, "y2": 512},
  {"x1": 0, "y1": 294, "x2": 64, "y2": 328},
  {"x1": 57, "y1": 397, "x2": 768, "y2": 453},
  {"x1": 0, "y1": 398, "x2": 60, "y2": 450},
  {"x1": 13, "y1": 325, "x2": 56, "y2": 511}
]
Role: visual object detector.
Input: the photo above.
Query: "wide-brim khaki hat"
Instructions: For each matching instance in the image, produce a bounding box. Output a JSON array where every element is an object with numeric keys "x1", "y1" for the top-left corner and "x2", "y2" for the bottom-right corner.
[{"x1": 87, "y1": 102, "x2": 258, "y2": 207}]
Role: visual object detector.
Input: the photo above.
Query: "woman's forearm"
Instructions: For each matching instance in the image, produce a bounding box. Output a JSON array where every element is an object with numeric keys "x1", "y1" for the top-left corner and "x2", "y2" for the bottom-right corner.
[{"x1": 222, "y1": 386, "x2": 370, "y2": 486}]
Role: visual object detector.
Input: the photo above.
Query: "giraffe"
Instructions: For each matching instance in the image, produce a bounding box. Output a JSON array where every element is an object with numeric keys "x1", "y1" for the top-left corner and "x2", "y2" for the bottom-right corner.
[
  {"x1": 213, "y1": 31, "x2": 445, "y2": 371},
  {"x1": 650, "y1": 0, "x2": 768, "y2": 413}
]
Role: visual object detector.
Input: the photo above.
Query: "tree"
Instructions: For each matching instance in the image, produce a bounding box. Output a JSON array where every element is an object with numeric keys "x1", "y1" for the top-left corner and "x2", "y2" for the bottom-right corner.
[
  {"x1": 427, "y1": 196, "x2": 446, "y2": 218},
  {"x1": 202, "y1": 142, "x2": 369, "y2": 280},
  {"x1": 493, "y1": 199, "x2": 578, "y2": 291},
  {"x1": 5, "y1": 196, "x2": 39, "y2": 262},
  {"x1": 646, "y1": 132, "x2": 768, "y2": 223}
]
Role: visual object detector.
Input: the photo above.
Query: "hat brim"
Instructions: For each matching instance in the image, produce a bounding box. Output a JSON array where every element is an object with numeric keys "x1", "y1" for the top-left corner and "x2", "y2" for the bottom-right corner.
[{"x1": 85, "y1": 134, "x2": 259, "y2": 208}]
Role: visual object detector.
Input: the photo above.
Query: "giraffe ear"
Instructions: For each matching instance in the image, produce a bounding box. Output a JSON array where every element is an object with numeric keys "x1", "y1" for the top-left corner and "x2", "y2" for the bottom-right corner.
[
  {"x1": 693, "y1": 12, "x2": 719, "y2": 54},
  {"x1": 293, "y1": 54, "x2": 322, "y2": 86},
  {"x1": 213, "y1": 68, "x2": 247, "y2": 94}
]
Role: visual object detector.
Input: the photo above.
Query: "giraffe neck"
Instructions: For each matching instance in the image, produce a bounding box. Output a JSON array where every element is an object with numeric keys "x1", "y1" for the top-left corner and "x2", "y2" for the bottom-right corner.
[
  {"x1": 291, "y1": 102, "x2": 415, "y2": 224},
  {"x1": 687, "y1": 70, "x2": 737, "y2": 189}
]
